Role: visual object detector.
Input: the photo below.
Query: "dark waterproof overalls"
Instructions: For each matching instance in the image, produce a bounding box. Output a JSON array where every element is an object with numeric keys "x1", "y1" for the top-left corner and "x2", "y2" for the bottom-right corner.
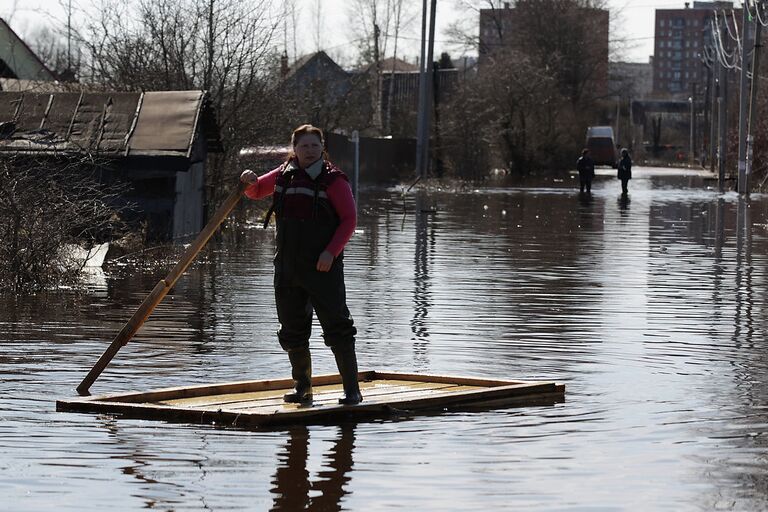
[{"x1": 268, "y1": 161, "x2": 356, "y2": 353}]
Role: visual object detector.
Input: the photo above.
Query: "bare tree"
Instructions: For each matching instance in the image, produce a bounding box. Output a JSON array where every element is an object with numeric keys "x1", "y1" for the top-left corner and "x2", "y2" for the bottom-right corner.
[
  {"x1": 440, "y1": 0, "x2": 617, "y2": 174},
  {"x1": 384, "y1": 0, "x2": 407, "y2": 134},
  {"x1": 283, "y1": 0, "x2": 300, "y2": 61},
  {"x1": 27, "y1": 24, "x2": 82, "y2": 80},
  {"x1": 346, "y1": 0, "x2": 414, "y2": 134},
  {"x1": 311, "y1": 0, "x2": 324, "y2": 53},
  {"x1": 74, "y1": 0, "x2": 284, "y2": 204},
  {"x1": 0, "y1": 155, "x2": 128, "y2": 292}
]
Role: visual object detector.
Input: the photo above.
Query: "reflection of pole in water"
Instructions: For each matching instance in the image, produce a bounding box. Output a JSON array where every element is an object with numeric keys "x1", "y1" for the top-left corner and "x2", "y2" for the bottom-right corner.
[
  {"x1": 271, "y1": 424, "x2": 356, "y2": 512},
  {"x1": 411, "y1": 195, "x2": 434, "y2": 356},
  {"x1": 711, "y1": 198, "x2": 725, "y2": 315},
  {"x1": 714, "y1": 198, "x2": 725, "y2": 261},
  {"x1": 732, "y1": 197, "x2": 754, "y2": 348}
]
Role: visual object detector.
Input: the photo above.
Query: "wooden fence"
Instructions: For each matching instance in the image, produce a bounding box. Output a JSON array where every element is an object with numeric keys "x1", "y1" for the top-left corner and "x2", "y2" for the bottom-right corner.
[{"x1": 326, "y1": 132, "x2": 416, "y2": 184}]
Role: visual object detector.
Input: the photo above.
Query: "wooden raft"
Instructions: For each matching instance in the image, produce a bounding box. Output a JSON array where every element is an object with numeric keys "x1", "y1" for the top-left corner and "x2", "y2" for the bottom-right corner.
[{"x1": 57, "y1": 371, "x2": 565, "y2": 428}]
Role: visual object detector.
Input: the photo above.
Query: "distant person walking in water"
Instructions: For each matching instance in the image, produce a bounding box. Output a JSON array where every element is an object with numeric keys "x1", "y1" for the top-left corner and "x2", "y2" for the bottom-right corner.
[
  {"x1": 576, "y1": 148, "x2": 595, "y2": 193},
  {"x1": 617, "y1": 148, "x2": 632, "y2": 195},
  {"x1": 239, "y1": 124, "x2": 362, "y2": 406}
]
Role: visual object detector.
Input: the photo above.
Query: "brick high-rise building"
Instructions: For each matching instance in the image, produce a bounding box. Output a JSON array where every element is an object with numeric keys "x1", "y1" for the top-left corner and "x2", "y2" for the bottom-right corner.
[{"x1": 653, "y1": 1, "x2": 738, "y2": 96}]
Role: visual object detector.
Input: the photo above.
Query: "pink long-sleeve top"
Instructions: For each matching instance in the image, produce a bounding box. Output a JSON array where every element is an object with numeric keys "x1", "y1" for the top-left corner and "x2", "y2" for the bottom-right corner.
[{"x1": 244, "y1": 166, "x2": 357, "y2": 257}]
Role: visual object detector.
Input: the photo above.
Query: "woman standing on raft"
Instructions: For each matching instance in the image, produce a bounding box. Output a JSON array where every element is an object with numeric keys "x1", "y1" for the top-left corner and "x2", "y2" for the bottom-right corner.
[{"x1": 239, "y1": 124, "x2": 362, "y2": 405}]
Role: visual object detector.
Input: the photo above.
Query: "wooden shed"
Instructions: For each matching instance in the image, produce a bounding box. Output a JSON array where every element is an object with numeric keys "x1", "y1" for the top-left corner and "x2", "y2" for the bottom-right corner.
[{"x1": 0, "y1": 89, "x2": 222, "y2": 240}]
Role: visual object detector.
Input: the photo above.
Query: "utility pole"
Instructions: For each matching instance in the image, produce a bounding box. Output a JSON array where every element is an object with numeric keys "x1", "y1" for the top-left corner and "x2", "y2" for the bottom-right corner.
[
  {"x1": 415, "y1": 0, "x2": 428, "y2": 178},
  {"x1": 718, "y1": 21, "x2": 729, "y2": 192},
  {"x1": 415, "y1": 0, "x2": 437, "y2": 178},
  {"x1": 746, "y1": 19, "x2": 763, "y2": 194},
  {"x1": 737, "y1": 6, "x2": 752, "y2": 194}
]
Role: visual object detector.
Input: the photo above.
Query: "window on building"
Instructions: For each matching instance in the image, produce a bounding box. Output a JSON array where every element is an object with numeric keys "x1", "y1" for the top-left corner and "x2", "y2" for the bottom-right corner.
[{"x1": 661, "y1": 19, "x2": 666, "y2": 27}]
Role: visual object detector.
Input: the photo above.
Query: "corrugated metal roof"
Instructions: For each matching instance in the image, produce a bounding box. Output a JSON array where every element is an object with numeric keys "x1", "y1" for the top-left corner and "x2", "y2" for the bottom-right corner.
[{"x1": 0, "y1": 90, "x2": 222, "y2": 157}]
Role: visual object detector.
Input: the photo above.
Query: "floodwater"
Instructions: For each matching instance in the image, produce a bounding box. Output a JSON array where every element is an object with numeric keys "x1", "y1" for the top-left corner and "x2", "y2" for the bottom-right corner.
[{"x1": 3, "y1": 166, "x2": 768, "y2": 511}]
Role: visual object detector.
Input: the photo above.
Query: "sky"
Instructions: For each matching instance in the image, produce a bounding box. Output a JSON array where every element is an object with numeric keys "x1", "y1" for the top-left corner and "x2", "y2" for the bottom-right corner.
[{"x1": 0, "y1": 0, "x2": 735, "y2": 65}]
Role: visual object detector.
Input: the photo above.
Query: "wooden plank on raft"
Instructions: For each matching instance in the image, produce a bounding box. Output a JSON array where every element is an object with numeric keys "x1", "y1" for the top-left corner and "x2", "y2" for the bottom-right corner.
[
  {"x1": 57, "y1": 371, "x2": 565, "y2": 428},
  {"x1": 183, "y1": 382, "x2": 480, "y2": 412},
  {"x1": 156, "y1": 380, "x2": 453, "y2": 408}
]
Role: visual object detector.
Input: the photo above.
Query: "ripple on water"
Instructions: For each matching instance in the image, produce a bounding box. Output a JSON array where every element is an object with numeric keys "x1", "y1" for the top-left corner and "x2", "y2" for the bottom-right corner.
[{"x1": 3, "y1": 176, "x2": 768, "y2": 510}]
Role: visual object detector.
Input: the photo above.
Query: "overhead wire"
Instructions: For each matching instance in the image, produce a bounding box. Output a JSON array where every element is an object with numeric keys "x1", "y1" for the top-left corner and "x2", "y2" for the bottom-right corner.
[
  {"x1": 744, "y1": 0, "x2": 768, "y2": 27},
  {"x1": 711, "y1": 16, "x2": 734, "y2": 68},
  {"x1": 755, "y1": 0, "x2": 768, "y2": 27},
  {"x1": 731, "y1": 9, "x2": 743, "y2": 56}
]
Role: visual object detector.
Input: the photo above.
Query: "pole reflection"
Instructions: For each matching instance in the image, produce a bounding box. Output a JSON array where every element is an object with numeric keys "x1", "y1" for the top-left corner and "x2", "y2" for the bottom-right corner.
[
  {"x1": 733, "y1": 197, "x2": 754, "y2": 347},
  {"x1": 270, "y1": 423, "x2": 356, "y2": 512},
  {"x1": 410, "y1": 194, "x2": 435, "y2": 363}
]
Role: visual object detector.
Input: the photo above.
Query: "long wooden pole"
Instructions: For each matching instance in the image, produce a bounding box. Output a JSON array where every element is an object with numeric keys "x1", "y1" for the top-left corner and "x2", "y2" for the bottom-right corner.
[{"x1": 77, "y1": 183, "x2": 245, "y2": 395}]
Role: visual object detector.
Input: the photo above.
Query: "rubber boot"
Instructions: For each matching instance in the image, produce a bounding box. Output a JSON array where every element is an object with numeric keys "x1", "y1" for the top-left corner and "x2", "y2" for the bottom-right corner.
[
  {"x1": 333, "y1": 346, "x2": 362, "y2": 405},
  {"x1": 283, "y1": 347, "x2": 313, "y2": 403}
]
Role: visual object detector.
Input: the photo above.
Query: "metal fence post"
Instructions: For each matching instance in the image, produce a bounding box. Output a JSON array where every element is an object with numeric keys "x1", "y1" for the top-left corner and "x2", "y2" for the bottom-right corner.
[{"x1": 352, "y1": 130, "x2": 360, "y2": 210}]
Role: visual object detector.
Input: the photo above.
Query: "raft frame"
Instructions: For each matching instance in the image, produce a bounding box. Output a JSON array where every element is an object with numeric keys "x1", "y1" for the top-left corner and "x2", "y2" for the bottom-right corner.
[{"x1": 57, "y1": 371, "x2": 565, "y2": 428}]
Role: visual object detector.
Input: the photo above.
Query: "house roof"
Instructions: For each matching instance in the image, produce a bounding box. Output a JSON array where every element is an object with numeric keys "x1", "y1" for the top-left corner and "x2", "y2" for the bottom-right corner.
[
  {"x1": 0, "y1": 90, "x2": 222, "y2": 158},
  {"x1": 283, "y1": 51, "x2": 348, "y2": 81},
  {"x1": 0, "y1": 18, "x2": 57, "y2": 81}
]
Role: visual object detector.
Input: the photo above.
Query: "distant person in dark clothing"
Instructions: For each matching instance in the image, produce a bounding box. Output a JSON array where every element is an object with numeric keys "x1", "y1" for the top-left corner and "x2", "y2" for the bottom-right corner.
[
  {"x1": 617, "y1": 148, "x2": 632, "y2": 195},
  {"x1": 576, "y1": 149, "x2": 595, "y2": 193}
]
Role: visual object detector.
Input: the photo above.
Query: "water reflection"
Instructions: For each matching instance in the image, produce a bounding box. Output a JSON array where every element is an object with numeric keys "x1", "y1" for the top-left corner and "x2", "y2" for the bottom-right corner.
[
  {"x1": 8, "y1": 168, "x2": 768, "y2": 510},
  {"x1": 577, "y1": 190, "x2": 593, "y2": 207},
  {"x1": 270, "y1": 424, "x2": 356, "y2": 511},
  {"x1": 410, "y1": 196, "x2": 435, "y2": 363},
  {"x1": 618, "y1": 193, "x2": 630, "y2": 214},
  {"x1": 733, "y1": 197, "x2": 754, "y2": 346}
]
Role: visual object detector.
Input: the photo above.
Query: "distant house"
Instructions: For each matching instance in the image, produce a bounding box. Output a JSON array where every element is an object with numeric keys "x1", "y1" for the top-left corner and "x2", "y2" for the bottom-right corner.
[
  {"x1": 281, "y1": 51, "x2": 350, "y2": 99},
  {"x1": 0, "y1": 18, "x2": 57, "y2": 81},
  {"x1": 0, "y1": 88, "x2": 222, "y2": 240},
  {"x1": 279, "y1": 51, "x2": 358, "y2": 130}
]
